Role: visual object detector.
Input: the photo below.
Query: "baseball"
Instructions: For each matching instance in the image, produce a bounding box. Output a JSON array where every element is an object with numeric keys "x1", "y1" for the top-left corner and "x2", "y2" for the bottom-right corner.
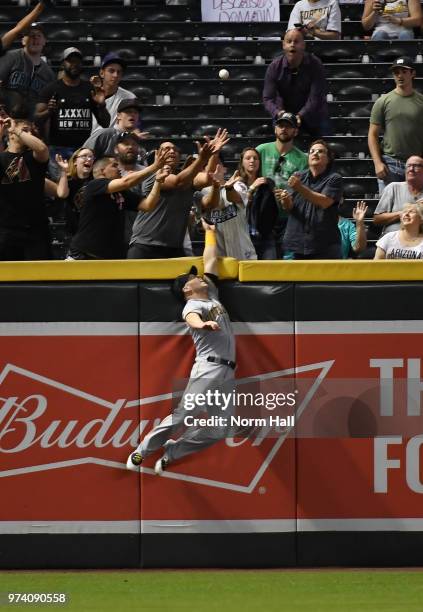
[{"x1": 219, "y1": 69, "x2": 230, "y2": 80}]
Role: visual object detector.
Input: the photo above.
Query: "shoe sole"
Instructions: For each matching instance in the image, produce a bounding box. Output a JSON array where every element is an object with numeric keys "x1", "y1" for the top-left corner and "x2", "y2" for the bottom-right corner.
[
  {"x1": 154, "y1": 457, "x2": 168, "y2": 476},
  {"x1": 126, "y1": 453, "x2": 142, "y2": 472}
]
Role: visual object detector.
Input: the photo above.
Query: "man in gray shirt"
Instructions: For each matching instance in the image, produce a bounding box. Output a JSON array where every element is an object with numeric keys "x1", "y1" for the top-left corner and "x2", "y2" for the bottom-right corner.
[
  {"x1": 126, "y1": 220, "x2": 235, "y2": 475},
  {"x1": 373, "y1": 155, "x2": 423, "y2": 235},
  {"x1": 0, "y1": 23, "x2": 55, "y2": 117},
  {"x1": 127, "y1": 139, "x2": 217, "y2": 259},
  {"x1": 83, "y1": 98, "x2": 144, "y2": 159}
]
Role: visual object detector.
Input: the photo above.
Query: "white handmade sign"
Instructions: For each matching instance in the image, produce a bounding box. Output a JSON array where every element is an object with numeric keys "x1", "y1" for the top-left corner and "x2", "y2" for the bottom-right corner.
[{"x1": 201, "y1": 0, "x2": 280, "y2": 22}]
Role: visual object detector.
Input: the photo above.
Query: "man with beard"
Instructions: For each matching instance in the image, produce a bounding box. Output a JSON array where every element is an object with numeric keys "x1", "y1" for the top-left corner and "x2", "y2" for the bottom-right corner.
[
  {"x1": 263, "y1": 28, "x2": 330, "y2": 138},
  {"x1": 0, "y1": 22, "x2": 55, "y2": 118},
  {"x1": 256, "y1": 113, "x2": 308, "y2": 189},
  {"x1": 34, "y1": 47, "x2": 110, "y2": 176},
  {"x1": 115, "y1": 132, "x2": 145, "y2": 248},
  {"x1": 83, "y1": 98, "x2": 145, "y2": 160},
  {"x1": 256, "y1": 112, "x2": 308, "y2": 256}
]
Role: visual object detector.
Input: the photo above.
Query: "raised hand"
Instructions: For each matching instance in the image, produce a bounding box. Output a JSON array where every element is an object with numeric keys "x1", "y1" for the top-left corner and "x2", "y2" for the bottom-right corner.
[
  {"x1": 47, "y1": 95, "x2": 58, "y2": 115},
  {"x1": 156, "y1": 164, "x2": 171, "y2": 183},
  {"x1": 55, "y1": 154, "x2": 69, "y2": 173},
  {"x1": 224, "y1": 170, "x2": 241, "y2": 189},
  {"x1": 154, "y1": 147, "x2": 175, "y2": 168},
  {"x1": 209, "y1": 127, "x2": 230, "y2": 153},
  {"x1": 196, "y1": 139, "x2": 216, "y2": 162},
  {"x1": 210, "y1": 163, "x2": 226, "y2": 185},
  {"x1": 287, "y1": 173, "x2": 302, "y2": 191},
  {"x1": 352, "y1": 200, "x2": 368, "y2": 222},
  {"x1": 132, "y1": 128, "x2": 150, "y2": 140},
  {"x1": 275, "y1": 188, "x2": 293, "y2": 211},
  {"x1": 90, "y1": 75, "x2": 106, "y2": 106},
  {"x1": 0, "y1": 116, "x2": 10, "y2": 138}
]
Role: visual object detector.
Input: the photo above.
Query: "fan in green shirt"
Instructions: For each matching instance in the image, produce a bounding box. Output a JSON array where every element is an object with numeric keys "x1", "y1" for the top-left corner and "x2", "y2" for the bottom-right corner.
[
  {"x1": 256, "y1": 112, "x2": 308, "y2": 190},
  {"x1": 256, "y1": 112, "x2": 308, "y2": 255}
]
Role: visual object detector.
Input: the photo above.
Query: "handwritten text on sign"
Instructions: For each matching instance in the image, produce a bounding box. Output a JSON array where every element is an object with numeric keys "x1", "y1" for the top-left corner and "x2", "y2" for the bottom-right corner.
[{"x1": 201, "y1": 0, "x2": 280, "y2": 22}]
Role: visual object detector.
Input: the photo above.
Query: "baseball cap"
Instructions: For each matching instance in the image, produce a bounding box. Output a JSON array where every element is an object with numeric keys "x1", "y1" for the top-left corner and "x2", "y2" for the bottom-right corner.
[
  {"x1": 275, "y1": 112, "x2": 299, "y2": 128},
  {"x1": 101, "y1": 52, "x2": 127, "y2": 70},
  {"x1": 172, "y1": 266, "x2": 198, "y2": 302},
  {"x1": 24, "y1": 22, "x2": 45, "y2": 36},
  {"x1": 62, "y1": 47, "x2": 83, "y2": 61},
  {"x1": 116, "y1": 131, "x2": 140, "y2": 144},
  {"x1": 390, "y1": 56, "x2": 415, "y2": 71},
  {"x1": 117, "y1": 98, "x2": 142, "y2": 113}
]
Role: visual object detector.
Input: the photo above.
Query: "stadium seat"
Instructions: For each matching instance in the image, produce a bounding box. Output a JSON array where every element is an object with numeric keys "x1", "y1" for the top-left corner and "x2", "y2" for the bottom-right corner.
[{"x1": 337, "y1": 84, "x2": 373, "y2": 100}]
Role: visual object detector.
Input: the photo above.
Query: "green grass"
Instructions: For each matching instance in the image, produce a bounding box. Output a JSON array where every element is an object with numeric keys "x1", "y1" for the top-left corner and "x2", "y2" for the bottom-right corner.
[{"x1": 0, "y1": 570, "x2": 422, "y2": 612}]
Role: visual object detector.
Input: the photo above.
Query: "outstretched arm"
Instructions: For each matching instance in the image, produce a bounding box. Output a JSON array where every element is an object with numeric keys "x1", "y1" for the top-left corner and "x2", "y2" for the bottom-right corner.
[
  {"x1": 201, "y1": 218, "x2": 218, "y2": 277},
  {"x1": 1, "y1": 2, "x2": 45, "y2": 50},
  {"x1": 7, "y1": 120, "x2": 49, "y2": 163}
]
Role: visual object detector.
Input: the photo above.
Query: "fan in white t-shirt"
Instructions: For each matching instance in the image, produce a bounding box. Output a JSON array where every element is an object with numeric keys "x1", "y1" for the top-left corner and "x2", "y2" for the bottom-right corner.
[
  {"x1": 287, "y1": 0, "x2": 342, "y2": 39},
  {"x1": 374, "y1": 202, "x2": 423, "y2": 259}
]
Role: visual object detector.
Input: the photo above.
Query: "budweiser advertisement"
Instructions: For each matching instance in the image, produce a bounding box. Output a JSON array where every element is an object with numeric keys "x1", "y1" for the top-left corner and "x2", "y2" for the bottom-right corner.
[{"x1": 0, "y1": 280, "x2": 423, "y2": 567}]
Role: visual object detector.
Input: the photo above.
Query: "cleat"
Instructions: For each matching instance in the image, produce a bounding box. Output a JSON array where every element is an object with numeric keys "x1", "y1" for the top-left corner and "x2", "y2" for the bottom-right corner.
[
  {"x1": 126, "y1": 451, "x2": 142, "y2": 472},
  {"x1": 154, "y1": 456, "x2": 169, "y2": 476}
]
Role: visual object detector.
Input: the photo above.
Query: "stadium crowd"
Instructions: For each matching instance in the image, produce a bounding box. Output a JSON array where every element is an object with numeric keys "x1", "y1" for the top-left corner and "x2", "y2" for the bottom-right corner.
[{"x1": 0, "y1": 0, "x2": 422, "y2": 261}]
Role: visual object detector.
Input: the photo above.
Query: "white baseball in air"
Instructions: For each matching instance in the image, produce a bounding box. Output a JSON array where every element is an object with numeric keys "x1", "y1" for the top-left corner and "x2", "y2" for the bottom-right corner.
[{"x1": 219, "y1": 69, "x2": 230, "y2": 80}]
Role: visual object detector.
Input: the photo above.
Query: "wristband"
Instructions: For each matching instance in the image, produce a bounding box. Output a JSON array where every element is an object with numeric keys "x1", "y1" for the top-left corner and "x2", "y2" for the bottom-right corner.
[{"x1": 205, "y1": 230, "x2": 217, "y2": 246}]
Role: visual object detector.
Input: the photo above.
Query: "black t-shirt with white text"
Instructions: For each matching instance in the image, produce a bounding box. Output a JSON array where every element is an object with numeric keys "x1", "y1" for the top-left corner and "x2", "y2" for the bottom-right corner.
[
  {"x1": 0, "y1": 150, "x2": 48, "y2": 229},
  {"x1": 39, "y1": 79, "x2": 100, "y2": 147},
  {"x1": 71, "y1": 178, "x2": 138, "y2": 258}
]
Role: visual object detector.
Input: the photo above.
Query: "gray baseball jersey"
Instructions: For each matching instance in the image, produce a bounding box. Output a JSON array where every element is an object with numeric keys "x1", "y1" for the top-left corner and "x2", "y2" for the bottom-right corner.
[{"x1": 182, "y1": 276, "x2": 235, "y2": 362}]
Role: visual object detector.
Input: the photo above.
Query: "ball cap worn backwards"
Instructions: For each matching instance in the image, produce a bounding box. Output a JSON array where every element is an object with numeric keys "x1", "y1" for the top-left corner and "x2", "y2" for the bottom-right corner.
[{"x1": 172, "y1": 266, "x2": 198, "y2": 302}]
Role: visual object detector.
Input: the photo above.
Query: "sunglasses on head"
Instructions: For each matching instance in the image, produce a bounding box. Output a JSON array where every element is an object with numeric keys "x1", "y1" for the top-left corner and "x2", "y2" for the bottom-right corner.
[{"x1": 274, "y1": 155, "x2": 286, "y2": 173}]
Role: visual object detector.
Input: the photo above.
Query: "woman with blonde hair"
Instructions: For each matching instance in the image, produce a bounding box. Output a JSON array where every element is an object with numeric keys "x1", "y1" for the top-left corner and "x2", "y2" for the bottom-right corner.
[{"x1": 374, "y1": 201, "x2": 423, "y2": 259}]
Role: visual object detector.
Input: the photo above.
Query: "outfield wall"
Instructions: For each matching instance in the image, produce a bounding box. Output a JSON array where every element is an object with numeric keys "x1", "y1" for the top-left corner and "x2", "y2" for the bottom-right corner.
[{"x1": 0, "y1": 260, "x2": 422, "y2": 568}]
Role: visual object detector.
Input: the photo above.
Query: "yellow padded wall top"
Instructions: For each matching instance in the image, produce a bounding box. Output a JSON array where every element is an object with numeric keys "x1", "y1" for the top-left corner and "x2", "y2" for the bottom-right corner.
[
  {"x1": 0, "y1": 257, "x2": 239, "y2": 282},
  {"x1": 238, "y1": 260, "x2": 423, "y2": 282}
]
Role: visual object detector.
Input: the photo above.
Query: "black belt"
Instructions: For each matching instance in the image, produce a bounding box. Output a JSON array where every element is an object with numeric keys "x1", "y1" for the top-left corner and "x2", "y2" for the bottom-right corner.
[{"x1": 207, "y1": 356, "x2": 236, "y2": 370}]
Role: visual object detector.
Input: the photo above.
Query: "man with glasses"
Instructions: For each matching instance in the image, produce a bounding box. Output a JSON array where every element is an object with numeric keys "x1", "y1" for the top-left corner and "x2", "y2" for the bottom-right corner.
[
  {"x1": 369, "y1": 56, "x2": 423, "y2": 194},
  {"x1": 256, "y1": 112, "x2": 308, "y2": 256},
  {"x1": 373, "y1": 155, "x2": 423, "y2": 235},
  {"x1": 275, "y1": 139, "x2": 343, "y2": 259}
]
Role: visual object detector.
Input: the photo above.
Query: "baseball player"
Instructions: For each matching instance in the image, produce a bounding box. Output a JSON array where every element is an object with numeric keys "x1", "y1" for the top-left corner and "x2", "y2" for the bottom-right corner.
[{"x1": 126, "y1": 219, "x2": 236, "y2": 475}]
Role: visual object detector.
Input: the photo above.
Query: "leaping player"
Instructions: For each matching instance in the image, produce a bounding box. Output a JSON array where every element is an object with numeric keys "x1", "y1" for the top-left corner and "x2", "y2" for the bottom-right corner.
[{"x1": 126, "y1": 219, "x2": 236, "y2": 475}]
